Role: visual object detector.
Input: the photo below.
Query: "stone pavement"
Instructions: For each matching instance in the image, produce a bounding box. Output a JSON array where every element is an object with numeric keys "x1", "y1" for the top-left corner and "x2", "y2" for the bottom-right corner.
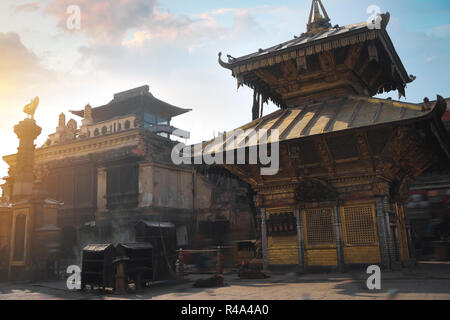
[{"x1": 0, "y1": 262, "x2": 449, "y2": 300}]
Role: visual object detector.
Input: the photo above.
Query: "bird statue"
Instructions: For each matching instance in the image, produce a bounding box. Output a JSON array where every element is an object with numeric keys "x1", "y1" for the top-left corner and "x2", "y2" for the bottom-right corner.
[{"x1": 23, "y1": 96, "x2": 39, "y2": 119}]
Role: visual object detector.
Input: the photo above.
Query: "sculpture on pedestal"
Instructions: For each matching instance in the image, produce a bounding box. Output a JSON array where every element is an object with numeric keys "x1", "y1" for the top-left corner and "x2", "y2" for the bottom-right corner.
[
  {"x1": 22, "y1": 96, "x2": 39, "y2": 119},
  {"x1": 6, "y1": 97, "x2": 62, "y2": 280}
]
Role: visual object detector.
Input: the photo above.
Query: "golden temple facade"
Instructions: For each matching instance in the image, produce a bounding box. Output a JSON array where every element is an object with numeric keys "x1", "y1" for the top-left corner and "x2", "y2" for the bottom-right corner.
[{"x1": 211, "y1": 1, "x2": 450, "y2": 270}]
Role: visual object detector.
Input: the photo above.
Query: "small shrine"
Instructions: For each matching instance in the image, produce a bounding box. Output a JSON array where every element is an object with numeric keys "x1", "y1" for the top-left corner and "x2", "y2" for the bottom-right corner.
[{"x1": 209, "y1": 0, "x2": 450, "y2": 270}]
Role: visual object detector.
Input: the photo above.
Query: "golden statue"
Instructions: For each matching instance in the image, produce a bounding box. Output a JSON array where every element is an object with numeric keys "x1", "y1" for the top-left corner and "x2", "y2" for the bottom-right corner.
[{"x1": 23, "y1": 96, "x2": 39, "y2": 119}]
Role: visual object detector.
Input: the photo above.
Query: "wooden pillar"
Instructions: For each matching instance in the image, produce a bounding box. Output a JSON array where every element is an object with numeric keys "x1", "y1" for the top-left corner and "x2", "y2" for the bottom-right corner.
[
  {"x1": 295, "y1": 208, "x2": 305, "y2": 271},
  {"x1": 115, "y1": 261, "x2": 127, "y2": 294},
  {"x1": 333, "y1": 206, "x2": 344, "y2": 271},
  {"x1": 374, "y1": 196, "x2": 392, "y2": 270},
  {"x1": 395, "y1": 202, "x2": 411, "y2": 263},
  {"x1": 260, "y1": 208, "x2": 269, "y2": 271},
  {"x1": 384, "y1": 197, "x2": 397, "y2": 265}
]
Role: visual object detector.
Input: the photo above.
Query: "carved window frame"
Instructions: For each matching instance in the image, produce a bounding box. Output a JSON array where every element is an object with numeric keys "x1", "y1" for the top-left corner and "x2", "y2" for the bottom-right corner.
[{"x1": 10, "y1": 208, "x2": 30, "y2": 266}]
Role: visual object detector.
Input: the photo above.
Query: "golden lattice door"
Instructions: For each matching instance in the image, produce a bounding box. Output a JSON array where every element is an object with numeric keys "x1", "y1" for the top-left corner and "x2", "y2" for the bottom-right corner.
[
  {"x1": 340, "y1": 204, "x2": 381, "y2": 264},
  {"x1": 302, "y1": 208, "x2": 337, "y2": 267}
]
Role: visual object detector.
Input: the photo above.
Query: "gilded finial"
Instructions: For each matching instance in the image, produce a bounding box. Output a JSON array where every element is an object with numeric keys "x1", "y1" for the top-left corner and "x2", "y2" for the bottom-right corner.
[{"x1": 307, "y1": 0, "x2": 331, "y2": 34}]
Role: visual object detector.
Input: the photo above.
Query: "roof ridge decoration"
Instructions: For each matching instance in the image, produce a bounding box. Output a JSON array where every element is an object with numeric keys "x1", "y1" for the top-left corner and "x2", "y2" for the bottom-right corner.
[{"x1": 307, "y1": 0, "x2": 332, "y2": 35}]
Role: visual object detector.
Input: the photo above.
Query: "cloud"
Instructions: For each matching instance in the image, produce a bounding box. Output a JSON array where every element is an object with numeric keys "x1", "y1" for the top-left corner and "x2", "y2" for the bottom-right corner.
[
  {"x1": 44, "y1": 0, "x2": 284, "y2": 51},
  {"x1": 45, "y1": 0, "x2": 158, "y2": 44},
  {"x1": 428, "y1": 24, "x2": 450, "y2": 38},
  {"x1": 0, "y1": 32, "x2": 52, "y2": 99},
  {"x1": 11, "y1": 2, "x2": 41, "y2": 13},
  {"x1": 0, "y1": 32, "x2": 61, "y2": 180},
  {"x1": 40, "y1": 1, "x2": 285, "y2": 81}
]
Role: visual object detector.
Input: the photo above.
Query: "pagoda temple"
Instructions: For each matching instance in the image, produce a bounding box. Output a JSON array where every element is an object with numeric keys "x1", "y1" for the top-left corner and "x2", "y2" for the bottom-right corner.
[{"x1": 210, "y1": 0, "x2": 450, "y2": 270}]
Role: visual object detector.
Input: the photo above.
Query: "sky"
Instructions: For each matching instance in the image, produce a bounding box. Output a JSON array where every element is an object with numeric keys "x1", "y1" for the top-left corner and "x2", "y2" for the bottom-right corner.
[{"x1": 0, "y1": 0, "x2": 449, "y2": 181}]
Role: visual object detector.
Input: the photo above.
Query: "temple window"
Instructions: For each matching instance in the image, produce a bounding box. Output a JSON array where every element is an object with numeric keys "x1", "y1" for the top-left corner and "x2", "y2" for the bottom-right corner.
[
  {"x1": 13, "y1": 214, "x2": 27, "y2": 262},
  {"x1": 94, "y1": 128, "x2": 99, "y2": 136},
  {"x1": 157, "y1": 116, "x2": 168, "y2": 125},
  {"x1": 143, "y1": 113, "x2": 156, "y2": 128},
  {"x1": 101, "y1": 126, "x2": 107, "y2": 135},
  {"x1": 106, "y1": 164, "x2": 139, "y2": 210},
  {"x1": 124, "y1": 120, "x2": 130, "y2": 130}
]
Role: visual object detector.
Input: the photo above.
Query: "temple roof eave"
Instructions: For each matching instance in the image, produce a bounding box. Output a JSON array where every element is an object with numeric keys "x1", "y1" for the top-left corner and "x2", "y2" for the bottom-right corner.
[
  {"x1": 218, "y1": 13, "x2": 411, "y2": 88},
  {"x1": 69, "y1": 93, "x2": 192, "y2": 123},
  {"x1": 194, "y1": 95, "x2": 448, "y2": 157}
]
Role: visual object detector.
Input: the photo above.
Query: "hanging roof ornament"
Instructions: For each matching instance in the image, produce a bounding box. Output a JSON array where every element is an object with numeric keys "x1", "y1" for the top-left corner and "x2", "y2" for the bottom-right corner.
[{"x1": 307, "y1": 0, "x2": 332, "y2": 35}]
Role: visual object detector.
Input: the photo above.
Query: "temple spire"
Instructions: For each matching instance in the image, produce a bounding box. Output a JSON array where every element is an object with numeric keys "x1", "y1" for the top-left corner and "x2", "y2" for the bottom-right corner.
[{"x1": 307, "y1": 0, "x2": 331, "y2": 34}]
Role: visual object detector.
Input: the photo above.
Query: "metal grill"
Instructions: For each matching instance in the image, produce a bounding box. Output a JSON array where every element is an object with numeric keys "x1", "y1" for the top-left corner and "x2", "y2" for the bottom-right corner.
[
  {"x1": 304, "y1": 208, "x2": 335, "y2": 246},
  {"x1": 343, "y1": 206, "x2": 377, "y2": 246}
]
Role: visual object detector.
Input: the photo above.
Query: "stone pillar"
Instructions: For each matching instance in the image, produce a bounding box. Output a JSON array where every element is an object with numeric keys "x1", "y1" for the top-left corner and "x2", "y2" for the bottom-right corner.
[
  {"x1": 260, "y1": 208, "x2": 269, "y2": 271},
  {"x1": 375, "y1": 196, "x2": 392, "y2": 270},
  {"x1": 9, "y1": 115, "x2": 62, "y2": 280},
  {"x1": 8, "y1": 118, "x2": 41, "y2": 279},
  {"x1": 333, "y1": 206, "x2": 344, "y2": 271},
  {"x1": 295, "y1": 208, "x2": 305, "y2": 271},
  {"x1": 12, "y1": 118, "x2": 41, "y2": 202}
]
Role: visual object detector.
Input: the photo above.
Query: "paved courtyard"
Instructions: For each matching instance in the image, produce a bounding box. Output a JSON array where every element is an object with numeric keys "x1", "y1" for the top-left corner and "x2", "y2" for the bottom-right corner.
[{"x1": 0, "y1": 262, "x2": 449, "y2": 300}]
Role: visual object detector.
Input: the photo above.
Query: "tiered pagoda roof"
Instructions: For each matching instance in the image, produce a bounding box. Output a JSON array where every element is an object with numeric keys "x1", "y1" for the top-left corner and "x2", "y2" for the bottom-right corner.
[
  {"x1": 219, "y1": 0, "x2": 414, "y2": 109},
  {"x1": 70, "y1": 85, "x2": 191, "y2": 123}
]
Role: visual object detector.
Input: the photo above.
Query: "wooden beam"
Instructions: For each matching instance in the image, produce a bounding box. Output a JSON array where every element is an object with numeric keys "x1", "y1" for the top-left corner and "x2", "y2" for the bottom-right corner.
[
  {"x1": 318, "y1": 51, "x2": 336, "y2": 73},
  {"x1": 369, "y1": 69, "x2": 383, "y2": 88},
  {"x1": 344, "y1": 44, "x2": 364, "y2": 70},
  {"x1": 355, "y1": 131, "x2": 375, "y2": 173},
  {"x1": 281, "y1": 78, "x2": 360, "y2": 100},
  {"x1": 317, "y1": 137, "x2": 336, "y2": 176},
  {"x1": 280, "y1": 60, "x2": 298, "y2": 81}
]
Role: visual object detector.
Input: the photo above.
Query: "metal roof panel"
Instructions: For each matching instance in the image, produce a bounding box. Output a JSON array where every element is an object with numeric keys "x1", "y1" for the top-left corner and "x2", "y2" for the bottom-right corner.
[{"x1": 199, "y1": 96, "x2": 433, "y2": 155}]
